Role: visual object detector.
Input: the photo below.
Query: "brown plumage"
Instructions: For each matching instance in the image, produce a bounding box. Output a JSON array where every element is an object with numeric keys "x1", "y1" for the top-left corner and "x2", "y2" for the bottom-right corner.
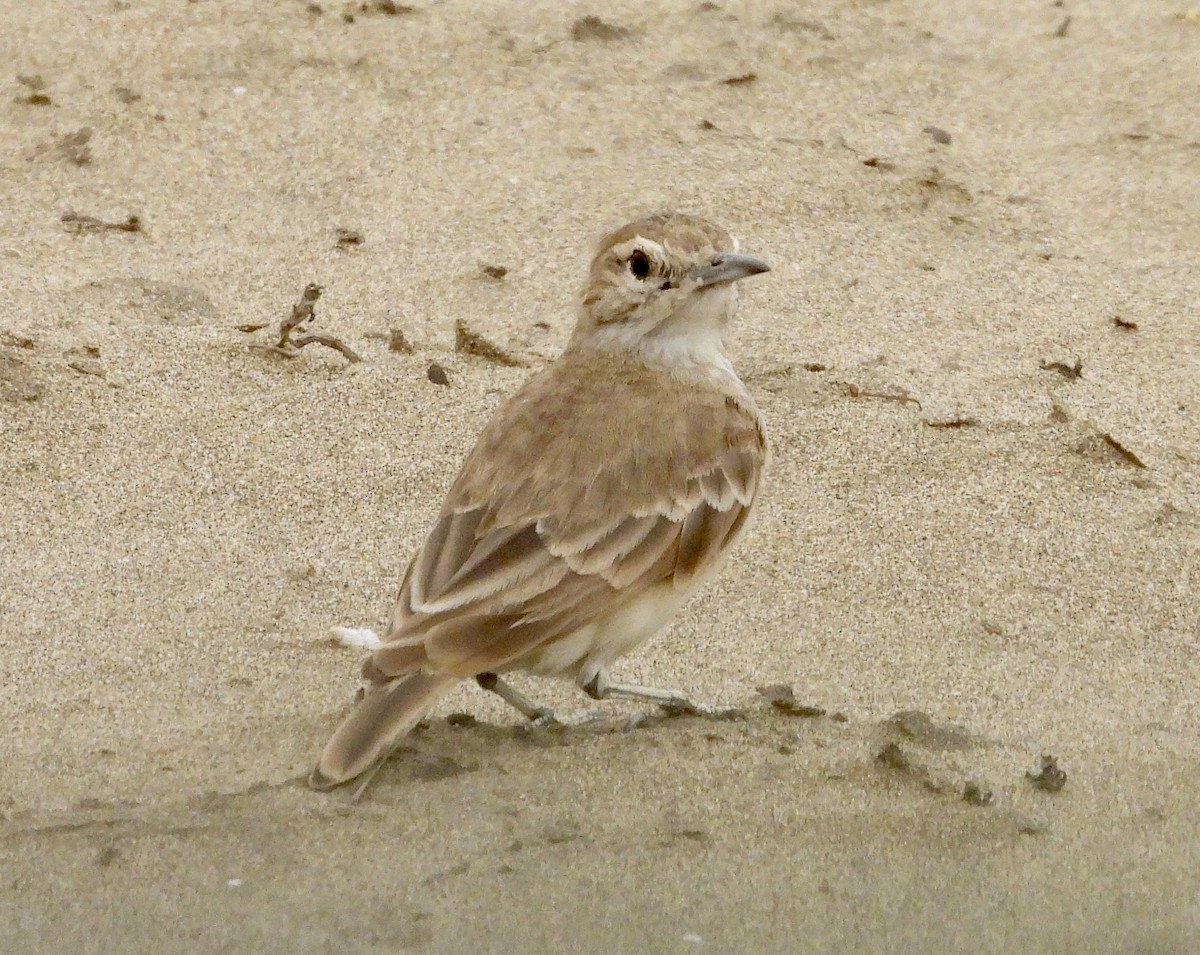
[{"x1": 311, "y1": 212, "x2": 771, "y2": 792}]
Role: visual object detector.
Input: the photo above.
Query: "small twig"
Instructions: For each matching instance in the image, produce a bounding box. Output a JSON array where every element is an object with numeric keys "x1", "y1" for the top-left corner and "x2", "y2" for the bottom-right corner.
[
  {"x1": 291, "y1": 333, "x2": 362, "y2": 363},
  {"x1": 244, "y1": 283, "x2": 361, "y2": 364},
  {"x1": 61, "y1": 210, "x2": 142, "y2": 234},
  {"x1": 1101, "y1": 434, "x2": 1146, "y2": 469},
  {"x1": 924, "y1": 417, "x2": 978, "y2": 429},
  {"x1": 278, "y1": 283, "x2": 323, "y2": 348},
  {"x1": 1039, "y1": 358, "x2": 1083, "y2": 379},
  {"x1": 839, "y1": 381, "x2": 922, "y2": 408}
]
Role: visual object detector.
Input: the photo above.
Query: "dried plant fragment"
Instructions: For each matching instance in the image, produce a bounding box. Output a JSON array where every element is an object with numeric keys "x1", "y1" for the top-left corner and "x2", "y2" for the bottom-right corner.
[
  {"x1": 61, "y1": 210, "x2": 142, "y2": 234},
  {"x1": 246, "y1": 283, "x2": 362, "y2": 363},
  {"x1": 1039, "y1": 358, "x2": 1083, "y2": 379},
  {"x1": 840, "y1": 381, "x2": 921, "y2": 408}
]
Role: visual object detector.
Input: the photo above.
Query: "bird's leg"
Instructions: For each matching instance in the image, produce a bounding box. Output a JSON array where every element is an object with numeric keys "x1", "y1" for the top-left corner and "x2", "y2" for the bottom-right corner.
[
  {"x1": 476, "y1": 672, "x2": 558, "y2": 726},
  {"x1": 581, "y1": 670, "x2": 697, "y2": 713}
]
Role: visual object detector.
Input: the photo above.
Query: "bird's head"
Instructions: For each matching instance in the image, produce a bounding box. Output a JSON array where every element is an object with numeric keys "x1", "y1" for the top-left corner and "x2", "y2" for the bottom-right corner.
[{"x1": 574, "y1": 212, "x2": 770, "y2": 355}]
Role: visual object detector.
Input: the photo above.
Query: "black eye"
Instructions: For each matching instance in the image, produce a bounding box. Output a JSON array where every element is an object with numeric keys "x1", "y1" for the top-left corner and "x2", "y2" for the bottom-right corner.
[{"x1": 628, "y1": 249, "x2": 651, "y2": 280}]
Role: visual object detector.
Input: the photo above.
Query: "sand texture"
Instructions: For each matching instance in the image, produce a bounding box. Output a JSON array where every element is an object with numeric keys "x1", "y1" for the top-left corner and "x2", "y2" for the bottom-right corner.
[{"x1": 2, "y1": 0, "x2": 1199, "y2": 952}]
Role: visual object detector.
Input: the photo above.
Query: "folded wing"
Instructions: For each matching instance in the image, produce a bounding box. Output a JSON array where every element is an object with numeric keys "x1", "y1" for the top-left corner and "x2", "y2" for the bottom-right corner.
[{"x1": 368, "y1": 443, "x2": 762, "y2": 681}]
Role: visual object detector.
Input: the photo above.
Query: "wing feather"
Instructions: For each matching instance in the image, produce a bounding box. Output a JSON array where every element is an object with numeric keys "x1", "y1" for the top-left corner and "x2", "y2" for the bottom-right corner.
[
  {"x1": 368, "y1": 357, "x2": 766, "y2": 684},
  {"x1": 559, "y1": 514, "x2": 662, "y2": 574}
]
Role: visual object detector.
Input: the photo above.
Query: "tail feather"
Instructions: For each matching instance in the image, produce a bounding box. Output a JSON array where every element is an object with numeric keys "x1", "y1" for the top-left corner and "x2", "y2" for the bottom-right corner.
[{"x1": 310, "y1": 672, "x2": 458, "y2": 791}]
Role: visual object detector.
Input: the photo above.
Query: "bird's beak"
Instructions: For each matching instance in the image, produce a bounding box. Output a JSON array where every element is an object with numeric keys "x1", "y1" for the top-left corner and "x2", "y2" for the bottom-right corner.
[{"x1": 689, "y1": 253, "x2": 771, "y2": 289}]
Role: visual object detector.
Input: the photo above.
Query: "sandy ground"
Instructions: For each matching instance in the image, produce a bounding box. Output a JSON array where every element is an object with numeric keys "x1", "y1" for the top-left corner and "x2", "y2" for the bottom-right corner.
[{"x1": 1, "y1": 0, "x2": 1199, "y2": 951}]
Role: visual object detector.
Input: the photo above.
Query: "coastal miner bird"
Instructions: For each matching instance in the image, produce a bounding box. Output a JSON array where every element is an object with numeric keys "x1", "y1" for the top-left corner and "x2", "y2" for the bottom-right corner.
[{"x1": 311, "y1": 212, "x2": 771, "y2": 794}]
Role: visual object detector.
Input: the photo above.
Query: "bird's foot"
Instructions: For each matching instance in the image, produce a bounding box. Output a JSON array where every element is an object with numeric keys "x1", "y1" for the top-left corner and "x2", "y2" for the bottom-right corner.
[
  {"x1": 476, "y1": 672, "x2": 558, "y2": 725},
  {"x1": 581, "y1": 670, "x2": 695, "y2": 710}
]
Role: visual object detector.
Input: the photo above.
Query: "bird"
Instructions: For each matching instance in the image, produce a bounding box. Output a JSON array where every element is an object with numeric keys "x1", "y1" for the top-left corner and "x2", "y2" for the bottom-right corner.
[{"x1": 311, "y1": 211, "x2": 771, "y2": 795}]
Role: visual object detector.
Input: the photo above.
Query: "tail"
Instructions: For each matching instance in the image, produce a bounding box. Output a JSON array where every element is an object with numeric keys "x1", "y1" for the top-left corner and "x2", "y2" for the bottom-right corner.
[{"x1": 309, "y1": 672, "x2": 458, "y2": 791}]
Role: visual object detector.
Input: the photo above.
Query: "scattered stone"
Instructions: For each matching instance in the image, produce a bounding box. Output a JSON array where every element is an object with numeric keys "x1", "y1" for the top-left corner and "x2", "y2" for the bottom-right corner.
[
  {"x1": 388, "y1": 328, "x2": 414, "y2": 354},
  {"x1": 426, "y1": 361, "x2": 450, "y2": 385},
  {"x1": 887, "y1": 710, "x2": 975, "y2": 750},
  {"x1": 1026, "y1": 755, "x2": 1067, "y2": 793},
  {"x1": 0, "y1": 354, "x2": 44, "y2": 401},
  {"x1": 57, "y1": 127, "x2": 94, "y2": 165},
  {"x1": 658, "y1": 699, "x2": 703, "y2": 718},
  {"x1": 1, "y1": 332, "x2": 35, "y2": 350},
  {"x1": 94, "y1": 844, "x2": 120, "y2": 867},
  {"x1": 16, "y1": 73, "x2": 52, "y2": 105},
  {"x1": 770, "y1": 15, "x2": 835, "y2": 39},
  {"x1": 876, "y1": 742, "x2": 912, "y2": 772},
  {"x1": 570, "y1": 15, "x2": 631, "y2": 42},
  {"x1": 455, "y1": 318, "x2": 527, "y2": 367},
  {"x1": 961, "y1": 782, "x2": 994, "y2": 806},
  {"x1": 446, "y1": 713, "x2": 479, "y2": 728},
  {"x1": 757, "y1": 684, "x2": 827, "y2": 717}
]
